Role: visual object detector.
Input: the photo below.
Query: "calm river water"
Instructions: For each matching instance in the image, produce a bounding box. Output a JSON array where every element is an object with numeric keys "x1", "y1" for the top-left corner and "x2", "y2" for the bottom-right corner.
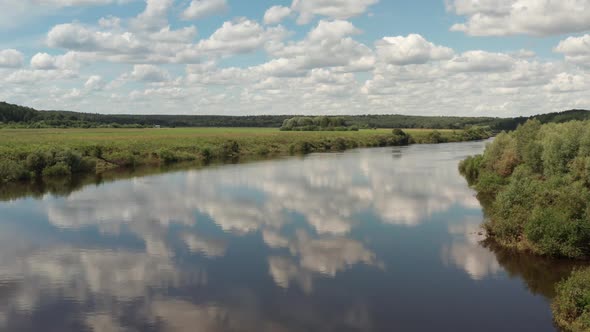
[{"x1": 0, "y1": 141, "x2": 575, "y2": 331}]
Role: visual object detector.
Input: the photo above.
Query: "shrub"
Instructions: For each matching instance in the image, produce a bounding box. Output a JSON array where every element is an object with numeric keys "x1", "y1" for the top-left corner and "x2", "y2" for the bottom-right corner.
[
  {"x1": 109, "y1": 151, "x2": 139, "y2": 167},
  {"x1": 487, "y1": 166, "x2": 541, "y2": 243},
  {"x1": 459, "y1": 155, "x2": 483, "y2": 184},
  {"x1": 158, "y1": 149, "x2": 179, "y2": 164},
  {"x1": 42, "y1": 162, "x2": 71, "y2": 178},
  {"x1": 424, "y1": 130, "x2": 446, "y2": 144},
  {"x1": 570, "y1": 156, "x2": 590, "y2": 187},
  {"x1": 0, "y1": 160, "x2": 29, "y2": 183},
  {"x1": 391, "y1": 129, "x2": 410, "y2": 145},
  {"x1": 514, "y1": 120, "x2": 543, "y2": 173},
  {"x1": 52, "y1": 149, "x2": 84, "y2": 173},
  {"x1": 220, "y1": 140, "x2": 240, "y2": 159},
  {"x1": 26, "y1": 150, "x2": 48, "y2": 177},
  {"x1": 200, "y1": 147, "x2": 213, "y2": 161},
  {"x1": 462, "y1": 126, "x2": 493, "y2": 141},
  {"x1": 525, "y1": 206, "x2": 590, "y2": 258},
  {"x1": 256, "y1": 146, "x2": 270, "y2": 156},
  {"x1": 79, "y1": 157, "x2": 97, "y2": 173},
  {"x1": 91, "y1": 145, "x2": 104, "y2": 159},
  {"x1": 333, "y1": 138, "x2": 348, "y2": 151},
  {"x1": 552, "y1": 267, "x2": 590, "y2": 332},
  {"x1": 293, "y1": 141, "x2": 313, "y2": 154},
  {"x1": 482, "y1": 132, "x2": 519, "y2": 177}
]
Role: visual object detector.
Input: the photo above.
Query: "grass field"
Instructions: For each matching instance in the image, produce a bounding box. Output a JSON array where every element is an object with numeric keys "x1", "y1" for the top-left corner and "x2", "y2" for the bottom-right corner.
[{"x1": 0, "y1": 127, "x2": 489, "y2": 185}]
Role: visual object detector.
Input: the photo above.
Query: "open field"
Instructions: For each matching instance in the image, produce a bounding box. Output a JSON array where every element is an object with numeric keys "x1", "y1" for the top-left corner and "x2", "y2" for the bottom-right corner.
[
  {"x1": 0, "y1": 127, "x2": 469, "y2": 159},
  {"x1": 0, "y1": 127, "x2": 490, "y2": 185}
]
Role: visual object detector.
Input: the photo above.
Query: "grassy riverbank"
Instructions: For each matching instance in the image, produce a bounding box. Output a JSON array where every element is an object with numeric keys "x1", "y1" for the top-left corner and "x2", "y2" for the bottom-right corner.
[{"x1": 0, "y1": 127, "x2": 490, "y2": 185}]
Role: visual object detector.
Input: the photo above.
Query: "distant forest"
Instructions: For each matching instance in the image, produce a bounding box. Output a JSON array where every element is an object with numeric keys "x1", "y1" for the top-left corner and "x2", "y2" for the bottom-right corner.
[{"x1": 1, "y1": 101, "x2": 589, "y2": 131}]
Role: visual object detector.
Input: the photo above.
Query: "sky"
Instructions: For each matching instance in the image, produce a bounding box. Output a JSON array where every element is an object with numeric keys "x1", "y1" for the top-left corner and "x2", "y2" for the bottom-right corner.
[{"x1": 0, "y1": 0, "x2": 589, "y2": 117}]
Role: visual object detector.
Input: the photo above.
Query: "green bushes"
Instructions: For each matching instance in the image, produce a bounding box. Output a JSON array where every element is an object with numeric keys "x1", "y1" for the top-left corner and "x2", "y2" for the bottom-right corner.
[
  {"x1": 280, "y1": 116, "x2": 358, "y2": 131},
  {"x1": 290, "y1": 141, "x2": 314, "y2": 154},
  {"x1": 158, "y1": 149, "x2": 179, "y2": 164},
  {"x1": 461, "y1": 126, "x2": 493, "y2": 141},
  {"x1": 391, "y1": 129, "x2": 410, "y2": 145},
  {"x1": 459, "y1": 155, "x2": 483, "y2": 184},
  {"x1": 22, "y1": 149, "x2": 91, "y2": 178},
  {"x1": 0, "y1": 160, "x2": 29, "y2": 183},
  {"x1": 42, "y1": 162, "x2": 71, "y2": 177},
  {"x1": 428, "y1": 130, "x2": 444, "y2": 143},
  {"x1": 552, "y1": 267, "x2": 590, "y2": 332},
  {"x1": 26, "y1": 151, "x2": 48, "y2": 177},
  {"x1": 200, "y1": 147, "x2": 213, "y2": 161},
  {"x1": 220, "y1": 140, "x2": 240, "y2": 159},
  {"x1": 333, "y1": 138, "x2": 348, "y2": 151},
  {"x1": 461, "y1": 119, "x2": 590, "y2": 258}
]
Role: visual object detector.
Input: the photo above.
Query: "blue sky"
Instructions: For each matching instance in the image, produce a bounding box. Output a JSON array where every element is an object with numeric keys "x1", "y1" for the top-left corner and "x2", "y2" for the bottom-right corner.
[{"x1": 0, "y1": 0, "x2": 589, "y2": 116}]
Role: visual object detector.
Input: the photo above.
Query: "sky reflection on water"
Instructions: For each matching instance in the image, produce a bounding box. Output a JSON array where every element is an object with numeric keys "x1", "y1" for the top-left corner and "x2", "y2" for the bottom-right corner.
[{"x1": 0, "y1": 141, "x2": 563, "y2": 331}]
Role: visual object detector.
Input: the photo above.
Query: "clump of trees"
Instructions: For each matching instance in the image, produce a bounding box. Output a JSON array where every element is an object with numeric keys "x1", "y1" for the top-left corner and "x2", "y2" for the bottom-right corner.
[
  {"x1": 460, "y1": 119, "x2": 590, "y2": 258},
  {"x1": 552, "y1": 267, "x2": 590, "y2": 331},
  {"x1": 0, "y1": 148, "x2": 96, "y2": 184},
  {"x1": 390, "y1": 129, "x2": 411, "y2": 145},
  {"x1": 280, "y1": 116, "x2": 359, "y2": 131}
]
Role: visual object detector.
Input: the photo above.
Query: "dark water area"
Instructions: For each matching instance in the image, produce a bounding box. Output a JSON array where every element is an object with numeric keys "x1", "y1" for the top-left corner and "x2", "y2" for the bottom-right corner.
[{"x1": 0, "y1": 141, "x2": 581, "y2": 331}]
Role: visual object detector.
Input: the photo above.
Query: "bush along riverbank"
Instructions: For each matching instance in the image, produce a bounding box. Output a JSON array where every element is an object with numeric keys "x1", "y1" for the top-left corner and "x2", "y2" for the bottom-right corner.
[
  {"x1": 460, "y1": 119, "x2": 590, "y2": 259},
  {"x1": 459, "y1": 120, "x2": 590, "y2": 331},
  {"x1": 552, "y1": 267, "x2": 590, "y2": 332},
  {"x1": 0, "y1": 127, "x2": 491, "y2": 186}
]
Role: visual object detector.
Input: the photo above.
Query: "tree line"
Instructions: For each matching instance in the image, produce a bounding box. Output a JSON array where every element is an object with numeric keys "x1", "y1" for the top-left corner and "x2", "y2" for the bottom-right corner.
[
  {"x1": 2, "y1": 101, "x2": 589, "y2": 130},
  {"x1": 280, "y1": 116, "x2": 359, "y2": 131}
]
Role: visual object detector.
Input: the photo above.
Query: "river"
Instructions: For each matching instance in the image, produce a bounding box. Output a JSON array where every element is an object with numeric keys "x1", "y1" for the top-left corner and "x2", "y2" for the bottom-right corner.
[{"x1": 0, "y1": 141, "x2": 574, "y2": 331}]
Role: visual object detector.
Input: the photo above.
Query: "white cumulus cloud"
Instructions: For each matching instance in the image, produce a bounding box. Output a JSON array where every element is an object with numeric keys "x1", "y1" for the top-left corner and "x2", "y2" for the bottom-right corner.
[
  {"x1": 181, "y1": 0, "x2": 228, "y2": 20},
  {"x1": 447, "y1": 0, "x2": 590, "y2": 36},
  {"x1": 0, "y1": 49, "x2": 24, "y2": 68},
  {"x1": 31, "y1": 53, "x2": 58, "y2": 70},
  {"x1": 554, "y1": 34, "x2": 590, "y2": 67},
  {"x1": 291, "y1": 0, "x2": 379, "y2": 24},
  {"x1": 129, "y1": 64, "x2": 170, "y2": 82},
  {"x1": 376, "y1": 34, "x2": 454, "y2": 65},
  {"x1": 264, "y1": 6, "x2": 291, "y2": 25}
]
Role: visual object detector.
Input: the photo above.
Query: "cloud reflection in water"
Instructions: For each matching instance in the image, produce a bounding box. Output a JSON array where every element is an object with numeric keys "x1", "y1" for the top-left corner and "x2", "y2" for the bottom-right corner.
[{"x1": 0, "y1": 141, "x2": 499, "y2": 331}]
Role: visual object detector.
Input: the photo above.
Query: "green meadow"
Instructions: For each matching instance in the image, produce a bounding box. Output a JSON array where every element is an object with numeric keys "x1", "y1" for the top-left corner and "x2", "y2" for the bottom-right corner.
[{"x1": 0, "y1": 127, "x2": 490, "y2": 185}]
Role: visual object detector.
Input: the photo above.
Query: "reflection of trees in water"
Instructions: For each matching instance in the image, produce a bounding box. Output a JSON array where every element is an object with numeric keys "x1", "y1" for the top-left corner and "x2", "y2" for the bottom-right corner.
[
  {"x1": 463, "y1": 186, "x2": 584, "y2": 295},
  {"x1": 482, "y1": 240, "x2": 585, "y2": 299},
  {"x1": 0, "y1": 159, "x2": 241, "y2": 202}
]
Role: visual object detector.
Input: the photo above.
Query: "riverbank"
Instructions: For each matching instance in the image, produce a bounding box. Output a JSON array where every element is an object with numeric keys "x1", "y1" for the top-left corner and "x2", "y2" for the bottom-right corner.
[
  {"x1": 459, "y1": 119, "x2": 590, "y2": 259},
  {"x1": 0, "y1": 127, "x2": 491, "y2": 186},
  {"x1": 459, "y1": 119, "x2": 590, "y2": 331}
]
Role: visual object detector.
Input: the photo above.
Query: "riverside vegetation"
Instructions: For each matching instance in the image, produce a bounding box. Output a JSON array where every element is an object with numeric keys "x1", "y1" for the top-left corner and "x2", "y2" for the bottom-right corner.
[
  {"x1": 459, "y1": 119, "x2": 590, "y2": 331},
  {"x1": 0, "y1": 127, "x2": 491, "y2": 186},
  {"x1": 553, "y1": 268, "x2": 590, "y2": 331}
]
